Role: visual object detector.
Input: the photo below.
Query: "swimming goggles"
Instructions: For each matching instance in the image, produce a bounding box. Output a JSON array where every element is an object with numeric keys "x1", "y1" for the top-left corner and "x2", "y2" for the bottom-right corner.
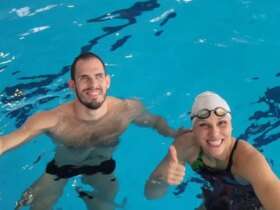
[{"x1": 190, "y1": 107, "x2": 231, "y2": 120}]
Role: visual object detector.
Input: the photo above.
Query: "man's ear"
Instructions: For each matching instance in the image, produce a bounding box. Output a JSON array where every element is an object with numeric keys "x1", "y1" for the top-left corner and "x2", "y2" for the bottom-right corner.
[
  {"x1": 106, "y1": 75, "x2": 111, "y2": 89},
  {"x1": 68, "y1": 80, "x2": 75, "y2": 90}
]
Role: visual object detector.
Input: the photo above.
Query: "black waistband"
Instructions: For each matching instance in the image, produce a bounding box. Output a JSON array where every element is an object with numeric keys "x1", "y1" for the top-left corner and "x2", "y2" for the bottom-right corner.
[{"x1": 46, "y1": 158, "x2": 116, "y2": 180}]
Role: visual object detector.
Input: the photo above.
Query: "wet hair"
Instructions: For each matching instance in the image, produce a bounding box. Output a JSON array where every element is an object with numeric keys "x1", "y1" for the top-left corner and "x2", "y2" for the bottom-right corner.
[{"x1": 70, "y1": 52, "x2": 106, "y2": 80}]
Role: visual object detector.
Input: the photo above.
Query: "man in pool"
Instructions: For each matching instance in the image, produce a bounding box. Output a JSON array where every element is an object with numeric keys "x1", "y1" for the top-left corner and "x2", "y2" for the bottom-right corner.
[
  {"x1": 145, "y1": 91, "x2": 280, "y2": 210},
  {"x1": 0, "y1": 52, "x2": 178, "y2": 210}
]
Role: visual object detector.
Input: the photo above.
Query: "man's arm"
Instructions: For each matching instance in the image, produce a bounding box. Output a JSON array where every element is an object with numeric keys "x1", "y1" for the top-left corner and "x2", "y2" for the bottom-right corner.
[
  {"x1": 0, "y1": 111, "x2": 57, "y2": 155},
  {"x1": 127, "y1": 100, "x2": 176, "y2": 137},
  {"x1": 236, "y1": 141, "x2": 280, "y2": 210},
  {"x1": 144, "y1": 137, "x2": 187, "y2": 199}
]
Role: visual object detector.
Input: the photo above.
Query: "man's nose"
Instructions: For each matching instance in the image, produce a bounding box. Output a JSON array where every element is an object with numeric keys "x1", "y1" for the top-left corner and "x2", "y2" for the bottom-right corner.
[{"x1": 88, "y1": 78, "x2": 98, "y2": 88}]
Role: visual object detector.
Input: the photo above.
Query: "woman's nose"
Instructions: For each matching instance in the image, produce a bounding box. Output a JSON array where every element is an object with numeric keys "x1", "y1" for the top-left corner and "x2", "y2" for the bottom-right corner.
[{"x1": 209, "y1": 126, "x2": 220, "y2": 140}]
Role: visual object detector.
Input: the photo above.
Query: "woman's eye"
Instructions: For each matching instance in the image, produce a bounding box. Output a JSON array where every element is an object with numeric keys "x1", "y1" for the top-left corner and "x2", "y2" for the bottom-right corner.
[
  {"x1": 218, "y1": 120, "x2": 227, "y2": 126},
  {"x1": 199, "y1": 123, "x2": 208, "y2": 128}
]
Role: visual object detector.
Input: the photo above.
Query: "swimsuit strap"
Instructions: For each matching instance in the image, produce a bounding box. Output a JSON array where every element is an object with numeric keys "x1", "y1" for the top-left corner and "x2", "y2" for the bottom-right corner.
[
  {"x1": 191, "y1": 149, "x2": 204, "y2": 170},
  {"x1": 197, "y1": 149, "x2": 203, "y2": 161},
  {"x1": 226, "y1": 139, "x2": 239, "y2": 172}
]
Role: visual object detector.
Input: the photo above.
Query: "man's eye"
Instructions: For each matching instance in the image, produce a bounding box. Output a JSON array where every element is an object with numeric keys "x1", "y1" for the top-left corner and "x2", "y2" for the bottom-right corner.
[
  {"x1": 79, "y1": 76, "x2": 89, "y2": 81},
  {"x1": 96, "y1": 73, "x2": 104, "y2": 79}
]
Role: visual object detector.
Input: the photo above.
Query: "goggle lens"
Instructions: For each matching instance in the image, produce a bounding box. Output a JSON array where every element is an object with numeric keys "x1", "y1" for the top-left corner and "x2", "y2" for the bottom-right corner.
[{"x1": 191, "y1": 107, "x2": 230, "y2": 120}]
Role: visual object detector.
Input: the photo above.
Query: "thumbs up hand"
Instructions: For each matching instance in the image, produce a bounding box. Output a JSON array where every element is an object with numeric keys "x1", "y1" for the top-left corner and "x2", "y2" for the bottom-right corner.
[
  {"x1": 145, "y1": 145, "x2": 186, "y2": 199},
  {"x1": 164, "y1": 145, "x2": 186, "y2": 185}
]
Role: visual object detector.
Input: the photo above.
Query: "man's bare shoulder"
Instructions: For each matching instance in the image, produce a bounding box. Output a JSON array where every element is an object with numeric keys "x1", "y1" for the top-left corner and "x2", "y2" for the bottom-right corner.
[
  {"x1": 27, "y1": 102, "x2": 73, "y2": 130},
  {"x1": 124, "y1": 98, "x2": 145, "y2": 113},
  {"x1": 106, "y1": 96, "x2": 128, "y2": 107},
  {"x1": 107, "y1": 97, "x2": 139, "y2": 107},
  {"x1": 120, "y1": 97, "x2": 141, "y2": 107},
  {"x1": 54, "y1": 102, "x2": 74, "y2": 114},
  {"x1": 105, "y1": 96, "x2": 121, "y2": 102},
  {"x1": 108, "y1": 97, "x2": 143, "y2": 113}
]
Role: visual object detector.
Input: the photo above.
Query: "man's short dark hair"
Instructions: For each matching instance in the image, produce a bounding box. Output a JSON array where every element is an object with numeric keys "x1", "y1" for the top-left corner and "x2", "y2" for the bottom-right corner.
[{"x1": 70, "y1": 52, "x2": 106, "y2": 80}]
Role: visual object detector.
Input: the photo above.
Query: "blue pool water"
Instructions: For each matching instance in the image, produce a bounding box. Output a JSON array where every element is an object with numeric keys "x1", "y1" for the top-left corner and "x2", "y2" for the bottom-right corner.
[{"x1": 0, "y1": 0, "x2": 280, "y2": 209}]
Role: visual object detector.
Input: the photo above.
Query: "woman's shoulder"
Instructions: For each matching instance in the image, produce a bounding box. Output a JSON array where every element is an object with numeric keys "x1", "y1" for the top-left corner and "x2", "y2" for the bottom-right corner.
[
  {"x1": 234, "y1": 139, "x2": 259, "y2": 158},
  {"x1": 232, "y1": 139, "x2": 265, "y2": 175}
]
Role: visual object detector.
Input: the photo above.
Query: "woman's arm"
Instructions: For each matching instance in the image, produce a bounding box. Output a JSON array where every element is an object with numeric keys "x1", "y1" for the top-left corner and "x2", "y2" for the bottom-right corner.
[{"x1": 144, "y1": 135, "x2": 189, "y2": 199}]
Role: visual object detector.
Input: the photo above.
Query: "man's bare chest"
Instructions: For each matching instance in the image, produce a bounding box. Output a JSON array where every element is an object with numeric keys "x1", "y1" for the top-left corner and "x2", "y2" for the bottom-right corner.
[{"x1": 49, "y1": 113, "x2": 131, "y2": 147}]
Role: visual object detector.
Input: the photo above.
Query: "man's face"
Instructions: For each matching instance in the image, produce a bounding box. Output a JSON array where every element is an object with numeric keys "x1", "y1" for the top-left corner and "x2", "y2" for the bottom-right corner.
[
  {"x1": 193, "y1": 114, "x2": 232, "y2": 159},
  {"x1": 70, "y1": 58, "x2": 110, "y2": 110}
]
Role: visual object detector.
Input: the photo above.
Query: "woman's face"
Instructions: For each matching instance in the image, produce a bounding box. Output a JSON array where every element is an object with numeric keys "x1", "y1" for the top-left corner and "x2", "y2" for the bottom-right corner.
[{"x1": 193, "y1": 113, "x2": 233, "y2": 160}]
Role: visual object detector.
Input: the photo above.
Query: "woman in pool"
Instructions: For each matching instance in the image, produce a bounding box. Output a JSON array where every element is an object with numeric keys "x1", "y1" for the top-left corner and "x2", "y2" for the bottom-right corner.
[{"x1": 145, "y1": 91, "x2": 280, "y2": 210}]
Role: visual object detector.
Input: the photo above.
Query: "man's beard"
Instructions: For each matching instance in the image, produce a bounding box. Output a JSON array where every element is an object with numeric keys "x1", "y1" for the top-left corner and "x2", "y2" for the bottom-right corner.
[{"x1": 76, "y1": 91, "x2": 107, "y2": 110}]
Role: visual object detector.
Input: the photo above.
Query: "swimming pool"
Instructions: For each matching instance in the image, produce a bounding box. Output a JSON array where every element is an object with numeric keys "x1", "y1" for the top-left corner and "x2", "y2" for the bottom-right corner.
[{"x1": 0, "y1": 0, "x2": 280, "y2": 209}]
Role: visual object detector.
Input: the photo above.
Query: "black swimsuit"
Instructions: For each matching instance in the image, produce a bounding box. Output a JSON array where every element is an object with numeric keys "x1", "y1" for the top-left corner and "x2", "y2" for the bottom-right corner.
[
  {"x1": 191, "y1": 139, "x2": 262, "y2": 210},
  {"x1": 46, "y1": 158, "x2": 116, "y2": 180}
]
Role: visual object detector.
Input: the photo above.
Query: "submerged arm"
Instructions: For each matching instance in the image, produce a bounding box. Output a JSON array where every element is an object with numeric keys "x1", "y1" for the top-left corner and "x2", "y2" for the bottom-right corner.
[{"x1": 0, "y1": 111, "x2": 57, "y2": 155}]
